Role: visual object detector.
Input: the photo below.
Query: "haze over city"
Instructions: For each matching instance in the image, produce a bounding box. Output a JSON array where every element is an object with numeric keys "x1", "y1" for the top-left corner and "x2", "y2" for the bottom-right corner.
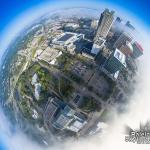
[{"x1": 0, "y1": 1, "x2": 150, "y2": 150}]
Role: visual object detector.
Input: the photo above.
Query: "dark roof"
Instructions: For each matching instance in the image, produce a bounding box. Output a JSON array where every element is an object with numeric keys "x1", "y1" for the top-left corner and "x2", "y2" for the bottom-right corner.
[{"x1": 57, "y1": 33, "x2": 74, "y2": 42}]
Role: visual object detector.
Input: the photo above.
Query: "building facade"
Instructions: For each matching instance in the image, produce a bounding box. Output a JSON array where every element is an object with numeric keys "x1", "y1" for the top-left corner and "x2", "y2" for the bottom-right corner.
[
  {"x1": 44, "y1": 98, "x2": 87, "y2": 133},
  {"x1": 119, "y1": 41, "x2": 133, "y2": 56},
  {"x1": 103, "y1": 49, "x2": 126, "y2": 74},
  {"x1": 113, "y1": 32, "x2": 132, "y2": 49},
  {"x1": 131, "y1": 42, "x2": 143, "y2": 59},
  {"x1": 94, "y1": 9, "x2": 115, "y2": 40},
  {"x1": 91, "y1": 38, "x2": 105, "y2": 55}
]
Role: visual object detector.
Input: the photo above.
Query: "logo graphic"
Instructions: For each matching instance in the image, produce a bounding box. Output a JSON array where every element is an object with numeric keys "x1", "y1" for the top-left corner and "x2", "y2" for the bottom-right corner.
[{"x1": 125, "y1": 121, "x2": 150, "y2": 144}]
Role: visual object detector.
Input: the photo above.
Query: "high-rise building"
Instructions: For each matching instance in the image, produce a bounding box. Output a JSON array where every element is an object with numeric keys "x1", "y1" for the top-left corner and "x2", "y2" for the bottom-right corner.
[
  {"x1": 113, "y1": 32, "x2": 132, "y2": 49},
  {"x1": 111, "y1": 17, "x2": 122, "y2": 32},
  {"x1": 115, "y1": 17, "x2": 122, "y2": 24},
  {"x1": 119, "y1": 41, "x2": 133, "y2": 56},
  {"x1": 95, "y1": 46, "x2": 112, "y2": 65},
  {"x1": 91, "y1": 20, "x2": 99, "y2": 29},
  {"x1": 103, "y1": 49, "x2": 126, "y2": 74},
  {"x1": 94, "y1": 9, "x2": 115, "y2": 40},
  {"x1": 131, "y1": 42, "x2": 143, "y2": 59},
  {"x1": 125, "y1": 21, "x2": 135, "y2": 31}
]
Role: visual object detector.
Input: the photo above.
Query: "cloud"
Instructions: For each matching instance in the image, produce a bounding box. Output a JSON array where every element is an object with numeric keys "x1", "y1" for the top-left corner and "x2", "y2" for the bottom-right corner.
[
  {"x1": 0, "y1": 2, "x2": 150, "y2": 150},
  {"x1": 1, "y1": 29, "x2": 149, "y2": 150}
]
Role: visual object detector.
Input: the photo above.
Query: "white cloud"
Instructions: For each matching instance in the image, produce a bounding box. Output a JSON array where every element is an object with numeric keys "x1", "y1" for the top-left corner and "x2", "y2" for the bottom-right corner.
[{"x1": 0, "y1": 1, "x2": 150, "y2": 150}]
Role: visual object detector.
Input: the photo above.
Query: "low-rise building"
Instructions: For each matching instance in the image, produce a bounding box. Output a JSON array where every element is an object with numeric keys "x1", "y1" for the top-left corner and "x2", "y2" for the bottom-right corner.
[
  {"x1": 91, "y1": 38, "x2": 105, "y2": 55},
  {"x1": 38, "y1": 47, "x2": 62, "y2": 65},
  {"x1": 31, "y1": 73, "x2": 41, "y2": 100},
  {"x1": 44, "y1": 98, "x2": 60, "y2": 122},
  {"x1": 34, "y1": 83, "x2": 41, "y2": 100},
  {"x1": 44, "y1": 97, "x2": 87, "y2": 133},
  {"x1": 67, "y1": 114, "x2": 87, "y2": 133},
  {"x1": 65, "y1": 23, "x2": 79, "y2": 29},
  {"x1": 52, "y1": 32, "x2": 84, "y2": 54},
  {"x1": 52, "y1": 105, "x2": 75, "y2": 130}
]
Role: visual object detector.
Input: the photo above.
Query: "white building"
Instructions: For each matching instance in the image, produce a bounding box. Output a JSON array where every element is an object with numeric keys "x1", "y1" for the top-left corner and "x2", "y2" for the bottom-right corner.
[
  {"x1": 91, "y1": 20, "x2": 99, "y2": 29},
  {"x1": 31, "y1": 74, "x2": 41, "y2": 100},
  {"x1": 52, "y1": 32, "x2": 84, "y2": 53},
  {"x1": 91, "y1": 38, "x2": 105, "y2": 55},
  {"x1": 52, "y1": 105, "x2": 87, "y2": 133},
  {"x1": 65, "y1": 23, "x2": 79, "y2": 29},
  {"x1": 67, "y1": 115, "x2": 87, "y2": 133},
  {"x1": 34, "y1": 83, "x2": 41, "y2": 100},
  {"x1": 31, "y1": 73, "x2": 38, "y2": 85},
  {"x1": 38, "y1": 47, "x2": 62, "y2": 65}
]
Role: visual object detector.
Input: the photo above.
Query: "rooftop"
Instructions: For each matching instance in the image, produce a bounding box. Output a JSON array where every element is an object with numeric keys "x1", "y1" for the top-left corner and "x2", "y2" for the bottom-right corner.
[
  {"x1": 38, "y1": 47, "x2": 62, "y2": 64},
  {"x1": 57, "y1": 33, "x2": 74, "y2": 42}
]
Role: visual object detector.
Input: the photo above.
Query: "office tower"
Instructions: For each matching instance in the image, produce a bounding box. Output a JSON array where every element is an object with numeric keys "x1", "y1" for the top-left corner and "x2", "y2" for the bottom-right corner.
[
  {"x1": 113, "y1": 32, "x2": 132, "y2": 49},
  {"x1": 111, "y1": 17, "x2": 122, "y2": 31},
  {"x1": 95, "y1": 46, "x2": 112, "y2": 65},
  {"x1": 91, "y1": 38, "x2": 105, "y2": 55},
  {"x1": 125, "y1": 21, "x2": 135, "y2": 31},
  {"x1": 103, "y1": 49, "x2": 126, "y2": 74},
  {"x1": 131, "y1": 42, "x2": 143, "y2": 59},
  {"x1": 115, "y1": 17, "x2": 122, "y2": 24},
  {"x1": 91, "y1": 20, "x2": 98, "y2": 29},
  {"x1": 94, "y1": 9, "x2": 115, "y2": 40},
  {"x1": 119, "y1": 41, "x2": 133, "y2": 56}
]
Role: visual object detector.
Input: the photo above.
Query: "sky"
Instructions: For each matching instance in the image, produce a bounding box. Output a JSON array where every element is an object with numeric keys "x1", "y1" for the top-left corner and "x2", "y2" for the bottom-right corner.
[
  {"x1": 0, "y1": 0, "x2": 150, "y2": 32},
  {"x1": 0, "y1": 0, "x2": 150, "y2": 150}
]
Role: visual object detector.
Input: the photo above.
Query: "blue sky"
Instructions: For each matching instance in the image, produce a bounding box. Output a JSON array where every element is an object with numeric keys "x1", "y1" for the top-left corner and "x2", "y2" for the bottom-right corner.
[
  {"x1": 0, "y1": 0, "x2": 150, "y2": 150},
  {"x1": 0, "y1": 0, "x2": 150, "y2": 32}
]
